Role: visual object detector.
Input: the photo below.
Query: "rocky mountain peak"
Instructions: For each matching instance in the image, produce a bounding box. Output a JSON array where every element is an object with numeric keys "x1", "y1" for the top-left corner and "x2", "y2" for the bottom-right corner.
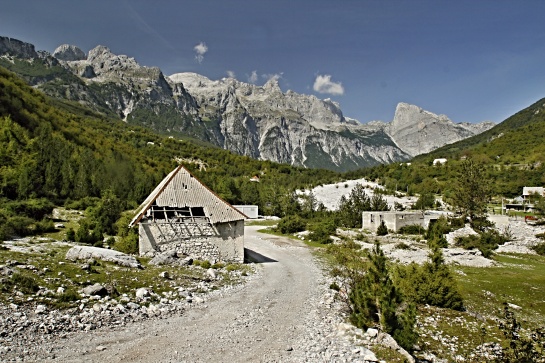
[
  {"x1": 87, "y1": 45, "x2": 113, "y2": 61},
  {"x1": 53, "y1": 44, "x2": 86, "y2": 61},
  {"x1": 0, "y1": 36, "x2": 38, "y2": 59},
  {"x1": 263, "y1": 78, "x2": 281, "y2": 93},
  {"x1": 388, "y1": 102, "x2": 494, "y2": 156}
]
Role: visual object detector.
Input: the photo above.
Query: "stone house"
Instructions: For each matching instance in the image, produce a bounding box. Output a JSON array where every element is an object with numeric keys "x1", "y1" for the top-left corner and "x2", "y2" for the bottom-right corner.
[
  {"x1": 362, "y1": 211, "x2": 440, "y2": 233},
  {"x1": 129, "y1": 165, "x2": 246, "y2": 263}
]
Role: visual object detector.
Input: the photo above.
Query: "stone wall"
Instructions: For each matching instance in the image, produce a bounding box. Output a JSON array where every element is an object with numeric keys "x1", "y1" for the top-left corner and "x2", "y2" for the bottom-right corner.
[{"x1": 138, "y1": 219, "x2": 244, "y2": 263}]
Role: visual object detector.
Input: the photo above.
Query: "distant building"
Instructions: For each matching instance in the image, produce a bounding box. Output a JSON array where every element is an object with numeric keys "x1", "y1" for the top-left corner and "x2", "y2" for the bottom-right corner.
[
  {"x1": 362, "y1": 211, "x2": 441, "y2": 233},
  {"x1": 523, "y1": 187, "x2": 545, "y2": 200},
  {"x1": 129, "y1": 165, "x2": 246, "y2": 263},
  {"x1": 249, "y1": 175, "x2": 260, "y2": 182},
  {"x1": 233, "y1": 205, "x2": 259, "y2": 219},
  {"x1": 433, "y1": 158, "x2": 447, "y2": 165}
]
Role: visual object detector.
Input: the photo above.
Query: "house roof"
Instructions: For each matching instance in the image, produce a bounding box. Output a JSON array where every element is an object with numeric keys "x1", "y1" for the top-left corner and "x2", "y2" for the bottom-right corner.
[{"x1": 129, "y1": 165, "x2": 247, "y2": 227}]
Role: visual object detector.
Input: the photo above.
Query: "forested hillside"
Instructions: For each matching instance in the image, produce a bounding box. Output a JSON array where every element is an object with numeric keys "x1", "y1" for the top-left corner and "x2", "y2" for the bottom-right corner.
[{"x1": 0, "y1": 66, "x2": 345, "y2": 240}]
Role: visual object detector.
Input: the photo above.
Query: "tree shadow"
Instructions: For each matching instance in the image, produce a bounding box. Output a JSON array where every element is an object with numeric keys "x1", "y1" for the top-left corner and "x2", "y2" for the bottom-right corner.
[{"x1": 244, "y1": 248, "x2": 277, "y2": 263}]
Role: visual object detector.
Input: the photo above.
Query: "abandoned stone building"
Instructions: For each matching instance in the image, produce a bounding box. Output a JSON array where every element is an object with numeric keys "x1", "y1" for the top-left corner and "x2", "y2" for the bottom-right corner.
[{"x1": 129, "y1": 165, "x2": 246, "y2": 263}]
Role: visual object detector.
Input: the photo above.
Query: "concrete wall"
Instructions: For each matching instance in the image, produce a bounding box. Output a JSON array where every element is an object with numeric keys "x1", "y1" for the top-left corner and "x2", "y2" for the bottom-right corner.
[
  {"x1": 138, "y1": 219, "x2": 244, "y2": 263},
  {"x1": 233, "y1": 205, "x2": 259, "y2": 219},
  {"x1": 362, "y1": 211, "x2": 427, "y2": 232}
]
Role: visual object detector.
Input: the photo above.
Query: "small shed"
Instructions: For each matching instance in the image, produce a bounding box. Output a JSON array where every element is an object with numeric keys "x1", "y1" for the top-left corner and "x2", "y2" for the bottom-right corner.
[
  {"x1": 129, "y1": 165, "x2": 247, "y2": 263},
  {"x1": 233, "y1": 205, "x2": 259, "y2": 219}
]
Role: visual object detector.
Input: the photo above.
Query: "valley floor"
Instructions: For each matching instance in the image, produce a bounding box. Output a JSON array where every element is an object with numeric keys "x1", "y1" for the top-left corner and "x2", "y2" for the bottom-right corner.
[{"x1": 33, "y1": 226, "x2": 372, "y2": 363}]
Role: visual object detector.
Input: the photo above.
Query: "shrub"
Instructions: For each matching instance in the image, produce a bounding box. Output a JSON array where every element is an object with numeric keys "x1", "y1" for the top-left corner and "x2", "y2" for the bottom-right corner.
[
  {"x1": 200, "y1": 260, "x2": 211, "y2": 269},
  {"x1": 307, "y1": 220, "x2": 336, "y2": 244},
  {"x1": 395, "y1": 247, "x2": 464, "y2": 311},
  {"x1": 455, "y1": 229, "x2": 508, "y2": 258},
  {"x1": 65, "y1": 228, "x2": 75, "y2": 241},
  {"x1": 398, "y1": 224, "x2": 425, "y2": 235},
  {"x1": 394, "y1": 242, "x2": 411, "y2": 250},
  {"x1": 277, "y1": 215, "x2": 306, "y2": 234},
  {"x1": 113, "y1": 230, "x2": 138, "y2": 254},
  {"x1": 10, "y1": 273, "x2": 39, "y2": 294},
  {"x1": 448, "y1": 216, "x2": 466, "y2": 229},
  {"x1": 532, "y1": 242, "x2": 545, "y2": 256},
  {"x1": 57, "y1": 289, "x2": 80, "y2": 303},
  {"x1": 496, "y1": 304, "x2": 545, "y2": 362},
  {"x1": 34, "y1": 218, "x2": 56, "y2": 234},
  {"x1": 376, "y1": 220, "x2": 388, "y2": 236}
]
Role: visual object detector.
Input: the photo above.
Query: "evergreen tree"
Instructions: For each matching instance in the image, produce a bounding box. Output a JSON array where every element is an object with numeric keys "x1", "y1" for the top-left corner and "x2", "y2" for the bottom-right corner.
[
  {"x1": 349, "y1": 242, "x2": 417, "y2": 350},
  {"x1": 451, "y1": 158, "x2": 491, "y2": 221}
]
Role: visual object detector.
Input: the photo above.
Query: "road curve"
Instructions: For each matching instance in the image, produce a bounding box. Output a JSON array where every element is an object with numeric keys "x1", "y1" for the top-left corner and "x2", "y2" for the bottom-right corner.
[{"x1": 46, "y1": 225, "x2": 322, "y2": 363}]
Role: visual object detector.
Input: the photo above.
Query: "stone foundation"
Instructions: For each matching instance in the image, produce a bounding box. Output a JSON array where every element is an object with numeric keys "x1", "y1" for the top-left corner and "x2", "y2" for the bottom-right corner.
[{"x1": 138, "y1": 219, "x2": 244, "y2": 263}]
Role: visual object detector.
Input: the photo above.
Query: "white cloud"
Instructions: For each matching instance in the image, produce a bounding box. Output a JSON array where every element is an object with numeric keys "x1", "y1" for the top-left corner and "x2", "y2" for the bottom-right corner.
[
  {"x1": 247, "y1": 70, "x2": 258, "y2": 84},
  {"x1": 194, "y1": 42, "x2": 208, "y2": 63},
  {"x1": 313, "y1": 74, "x2": 344, "y2": 95},
  {"x1": 226, "y1": 70, "x2": 236, "y2": 78}
]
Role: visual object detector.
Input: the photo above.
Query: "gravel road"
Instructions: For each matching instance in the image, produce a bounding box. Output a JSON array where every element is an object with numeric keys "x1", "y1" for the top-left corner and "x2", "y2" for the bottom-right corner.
[{"x1": 41, "y1": 226, "x2": 360, "y2": 363}]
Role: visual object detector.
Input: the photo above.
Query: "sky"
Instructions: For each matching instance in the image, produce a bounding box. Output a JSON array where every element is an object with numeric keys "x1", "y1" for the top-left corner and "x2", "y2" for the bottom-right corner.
[{"x1": 2, "y1": 0, "x2": 545, "y2": 124}]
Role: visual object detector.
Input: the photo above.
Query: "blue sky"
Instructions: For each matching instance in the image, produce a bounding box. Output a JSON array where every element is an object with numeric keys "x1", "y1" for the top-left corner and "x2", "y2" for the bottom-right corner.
[{"x1": 2, "y1": 0, "x2": 545, "y2": 124}]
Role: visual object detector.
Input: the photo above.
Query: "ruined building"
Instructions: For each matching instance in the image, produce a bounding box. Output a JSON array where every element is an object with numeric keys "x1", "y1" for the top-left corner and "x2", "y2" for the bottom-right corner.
[{"x1": 129, "y1": 165, "x2": 246, "y2": 263}]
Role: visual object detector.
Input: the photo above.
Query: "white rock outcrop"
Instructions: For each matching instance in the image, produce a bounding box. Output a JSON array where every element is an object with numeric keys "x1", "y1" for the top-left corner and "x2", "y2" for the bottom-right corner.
[{"x1": 65, "y1": 246, "x2": 142, "y2": 269}]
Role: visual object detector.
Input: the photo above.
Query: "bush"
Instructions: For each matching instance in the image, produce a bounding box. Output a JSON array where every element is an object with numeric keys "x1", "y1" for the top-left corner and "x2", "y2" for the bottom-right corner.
[
  {"x1": 376, "y1": 220, "x2": 388, "y2": 236},
  {"x1": 395, "y1": 247, "x2": 464, "y2": 311},
  {"x1": 276, "y1": 215, "x2": 306, "y2": 234},
  {"x1": 394, "y1": 242, "x2": 411, "y2": 250},
  {"x1": 532, "y1": 242, "x2": 545, "y2": 256},
  {"x1": 398, "y1": 224, "x2": 425, "y2": 235},
  {"x1": 455, "y1": 230, "x2": 508, "y2": 258},
  {"x1": 113, "y1": 229, "x2": 138, "y2": 254},
  {"x1": 34, "y1": 218, "x2": 56, "y2": 234},
  {"x1": 65, "y1": 228, "x2": 75, "y2": 241},
  {"x1": 57, "y1": 289, "x2": 80, "y2": 303},
  {"x1": 10, "y1": 273, "x2": 39, "y2": 294},
  {"x1": 496, "y1": 304, "x2": 545, "y2": 362},
  {"x1": 307, "y1": 220, "x2": 336, "y2": 244}
]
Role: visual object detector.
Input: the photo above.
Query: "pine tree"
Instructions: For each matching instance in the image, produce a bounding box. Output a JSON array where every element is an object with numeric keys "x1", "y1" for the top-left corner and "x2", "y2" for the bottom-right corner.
[{"x1": 349, "y1": 242, "x2": 417, "y2": 350}]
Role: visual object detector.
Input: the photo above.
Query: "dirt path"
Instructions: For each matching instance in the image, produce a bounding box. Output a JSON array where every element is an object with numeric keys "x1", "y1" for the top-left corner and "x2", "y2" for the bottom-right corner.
[{"x1": 44, "y1": 226, "x2": 322, "y2": 362}]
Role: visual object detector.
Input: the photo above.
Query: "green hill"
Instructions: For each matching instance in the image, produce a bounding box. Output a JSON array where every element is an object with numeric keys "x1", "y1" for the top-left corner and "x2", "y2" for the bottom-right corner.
[
  {"x1": 0, "y1": 66, "x2": 342, "y2": 240},
  {"x1": 358, "y1": 97, "x2": 545, "y2": 199}
]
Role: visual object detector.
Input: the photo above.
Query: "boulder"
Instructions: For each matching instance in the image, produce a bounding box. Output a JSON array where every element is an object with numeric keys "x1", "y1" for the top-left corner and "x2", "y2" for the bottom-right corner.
[
  {"x1": 149, "y1": 251, "x2": 178, "y2": 266},
  {"x1": 66, "y1": 246, "x2": 141, "y2": 269},
  {"x1": 83, "y1": 283, "x2": 108, "y2": 297}
]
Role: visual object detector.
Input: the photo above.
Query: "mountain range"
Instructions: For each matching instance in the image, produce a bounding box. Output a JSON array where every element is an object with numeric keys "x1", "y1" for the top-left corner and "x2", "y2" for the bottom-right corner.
[{"x1": 0, "y1": 36, "x2": 494, "y2": 171}]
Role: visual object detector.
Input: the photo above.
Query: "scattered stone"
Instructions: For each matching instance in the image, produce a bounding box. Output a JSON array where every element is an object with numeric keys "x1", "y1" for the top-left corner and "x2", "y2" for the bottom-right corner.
[
  {"x1": 159, "y1": 271, "x2": 171, "y2": 279},
  {"x1": 206, "y1": 268, "x2": 216, "y2": 279},
  {"x1": 135, "y1": 287, "x2": 151, "y2": 299},
  {"x1": 83, "y1": 283, "x2": 108, "y2": 297},
  {"x1": 35, "y1": 305, "x2": 47, "y2": 314},
  {"x1": 96, "y1": 345, "x2": 107, "y2": 351},
  {"x1": 149, "y1": 251, "x2": 178, "y2": 266}
]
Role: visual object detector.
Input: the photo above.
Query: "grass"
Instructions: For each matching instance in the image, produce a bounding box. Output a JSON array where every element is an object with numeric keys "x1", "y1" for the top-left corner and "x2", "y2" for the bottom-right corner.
[
  {"x1": 456, "y1": 253, "x2": 545, "y2": 328},
  {"x1": 244, "y1": 219, "x2": 278, "y2": 227},
  {"x1": 410, "y1": 252, "x2": 545, "y2": 361}
]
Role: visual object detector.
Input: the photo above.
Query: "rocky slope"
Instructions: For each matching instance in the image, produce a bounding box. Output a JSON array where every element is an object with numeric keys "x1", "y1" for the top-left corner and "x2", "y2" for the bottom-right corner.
[
  {"x1": 386, "y1": 103, "x2": 496, "y2": 157},
  {"x1": 0, "y1": 36, "x2": 494, "y2": 170}
]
